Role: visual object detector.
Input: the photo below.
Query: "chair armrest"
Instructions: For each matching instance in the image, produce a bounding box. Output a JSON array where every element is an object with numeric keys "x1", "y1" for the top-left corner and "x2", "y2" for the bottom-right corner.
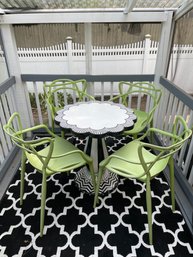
[
  {"x1": 137, "y1": 127, "x2": 180, "y2": 143},
  {"x1": 15, "y1": 124, "x2": 57, "y2": 138},
  {"x1": 81, "y1": 92, "x2": 95, "y2": 101},
  {"x1": 147, "y1": 127, "x2": 181, "y2": 140}
]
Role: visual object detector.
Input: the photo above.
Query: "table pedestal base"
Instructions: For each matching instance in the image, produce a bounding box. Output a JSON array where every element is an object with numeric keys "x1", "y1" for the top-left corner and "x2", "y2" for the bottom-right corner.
[
  {"x1": 74, "y1": 167, "x2": 119, "y2": 195},
  {"x1": 74, "y1": 137, "x2": 119, "y2": 194}
]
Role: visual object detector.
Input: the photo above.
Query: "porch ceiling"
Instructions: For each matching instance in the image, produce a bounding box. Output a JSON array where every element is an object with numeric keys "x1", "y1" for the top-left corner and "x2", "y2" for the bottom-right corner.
[{"x1": 0, "y1": 0, "x2": 185, "y2": 13}]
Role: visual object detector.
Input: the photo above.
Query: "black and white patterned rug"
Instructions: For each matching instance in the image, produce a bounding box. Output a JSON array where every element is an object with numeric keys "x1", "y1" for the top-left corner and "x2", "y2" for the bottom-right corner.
[{"x1": 0, "y1": 135, "x2": 193, "y2": 257}]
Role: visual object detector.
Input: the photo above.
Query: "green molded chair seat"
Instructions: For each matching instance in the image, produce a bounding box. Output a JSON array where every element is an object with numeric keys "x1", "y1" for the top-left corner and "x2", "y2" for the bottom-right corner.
[
  {"x1": 94, "y1": 115, "x2": 192, "y2": 245},
  {"x1": 26, "y1": 136, "x2": 88, "y2": 176},
  {"x1": 3, "y1": 112, "x2": 96, "y2": 237},
  {"x1": 124, "y1": 109, "x2": 149, "y2": 136},
  {"x1": 103, "y1": 140, "x2": 170, "y2": 182}
]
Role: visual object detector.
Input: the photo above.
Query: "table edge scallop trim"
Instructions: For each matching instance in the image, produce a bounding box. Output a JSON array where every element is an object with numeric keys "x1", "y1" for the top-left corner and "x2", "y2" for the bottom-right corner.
[{"x1": 55, "y1": 101, "x2": 136, "y2": 136}]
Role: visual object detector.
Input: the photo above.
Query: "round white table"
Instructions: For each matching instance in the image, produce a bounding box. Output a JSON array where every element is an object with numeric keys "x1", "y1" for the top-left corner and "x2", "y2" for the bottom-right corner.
[{"x1": 55, "y1": 101, "x2": 136, "y2": 194}]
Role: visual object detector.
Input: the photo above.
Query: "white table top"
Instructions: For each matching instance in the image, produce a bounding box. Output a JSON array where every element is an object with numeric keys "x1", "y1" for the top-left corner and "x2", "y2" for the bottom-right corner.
[{"x1": 55, "y1": 101, "x2": 136, "y2": 136}]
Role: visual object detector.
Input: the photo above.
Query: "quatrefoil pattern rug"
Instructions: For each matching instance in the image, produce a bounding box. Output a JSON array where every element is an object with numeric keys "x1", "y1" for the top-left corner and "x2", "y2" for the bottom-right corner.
[{"x1": 0, "y1": 136, "x2": 193, "y2": 257}]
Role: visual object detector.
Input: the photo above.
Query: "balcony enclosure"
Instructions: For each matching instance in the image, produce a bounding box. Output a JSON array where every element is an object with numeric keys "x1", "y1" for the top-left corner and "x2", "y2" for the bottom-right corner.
[{"x1": 0, "y1": 1, "x2": 193, "y2": 256}]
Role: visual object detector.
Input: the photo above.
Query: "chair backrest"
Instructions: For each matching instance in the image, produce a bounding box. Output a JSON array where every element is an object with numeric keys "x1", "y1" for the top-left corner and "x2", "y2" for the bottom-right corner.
[
  {"x1": 119, "y1": 81, "x2": 162, "y2": 106},
  {"x1": 138, "y1": 115, "x2": 192, "y2": 177},
  {"x1": 45, "y1": 81, "x2": 95, "y2": 121},
  {"x1": 3, "y1": 112, "x2": 55, "y2": 169},
  {"x1": 44, "y1": 79, "x2": 87, "y2": 99},
  {"x1": 110, "y1": 81, "x2": 162, "y2": 125}
]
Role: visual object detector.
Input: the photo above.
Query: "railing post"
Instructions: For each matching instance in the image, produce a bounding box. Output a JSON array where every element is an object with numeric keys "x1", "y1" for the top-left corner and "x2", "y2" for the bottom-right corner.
[
  {"x1": 84, "y1": 23, "x2": 94, "y2": 96},
  {"x1": 142, "y1": 34, "x2": 151, "y2": 74},
  {"x1": 66, "y1": 36, "x2": 73, "y2": 74},
  {"x1": 154, "y1": 11, "x2": 174, "y2": 127},
  {"x1": 1, "y1": 24, "x2": 33, "y2": 128},
  {"x1": 154, "y1": 11, "x2": 174, "y2": 84}
]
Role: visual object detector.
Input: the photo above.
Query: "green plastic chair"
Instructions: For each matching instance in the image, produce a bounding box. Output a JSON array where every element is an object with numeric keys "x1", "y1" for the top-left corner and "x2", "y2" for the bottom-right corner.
[
  {"x1": 111, "y1": 82, "x2": 162, "y2": 139},
  {"x1": 43, "y1": 78, "x2": 85, "y2": 98},
  {"x1": 44, "y1": 79, "x2": 95, "y2": 132},
  {"x1": 3, "y1": 112, "x2": 96, "y2": 237},
  {"x1": 93, "y1": 115, "x2": 192, "y2": 244}
]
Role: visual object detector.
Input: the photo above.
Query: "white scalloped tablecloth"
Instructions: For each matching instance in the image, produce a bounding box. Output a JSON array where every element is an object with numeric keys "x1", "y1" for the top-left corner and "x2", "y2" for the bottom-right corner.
[{"x1": 55, "y1": 101, "x2": 136, "y2": 136}]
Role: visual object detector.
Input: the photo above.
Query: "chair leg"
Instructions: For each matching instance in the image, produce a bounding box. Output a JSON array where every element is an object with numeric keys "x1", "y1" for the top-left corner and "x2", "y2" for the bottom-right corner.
[
  {"x1": 40, "y1": 172, "x2": 47, "y2": 237},
  {"x1": 51, "y1": 119, "x2": 55, "y2": 133},
  {"x1": 20, "y1": 152, "x2": 26, "y2": 206},
  {"x1": 93, "y1": 166, "x2": 103, "y2": 208},
  {"x1": 149, "y1": 120, "x2": 153, "y2": 143},
  {"x1": 146, "y1": 178, "x2": 153, "y2": 244},
  {"x1": 168, "y1": 157, "x2": 175, "y2": 212},
  {"x1": 88, "y1": 161, "x2": 96, "y2": 193},
  {"x1": 61, "y1": 130, "x2": 65, "y2": 138}
]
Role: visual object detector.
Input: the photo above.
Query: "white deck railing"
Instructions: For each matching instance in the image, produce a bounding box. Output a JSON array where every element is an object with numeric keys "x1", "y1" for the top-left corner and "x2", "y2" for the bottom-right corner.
[
  {"x1": 0, "y1": 78, "x2": 17, "y2": 167},
  {"x1": 1, "y1": 75, "x2": 193, "y2": 188},
  {"x1": 155, "y1": 77, "x2": 193, "y2": 185}
]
